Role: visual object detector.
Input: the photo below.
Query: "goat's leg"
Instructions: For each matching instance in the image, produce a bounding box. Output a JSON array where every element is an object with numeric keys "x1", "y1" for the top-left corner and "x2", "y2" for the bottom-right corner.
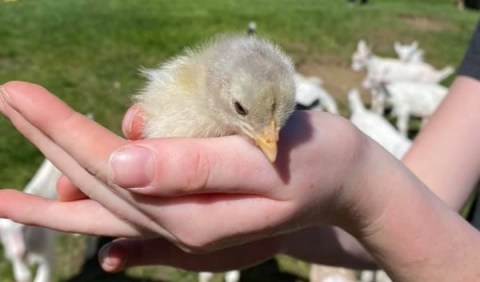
[
  {"x1": 12, "y1": 257, "x2": 31, "y2": 282},
  {"x1": 225, "y1": 270, "x2": 240, "y2": 282},
  {"x1": 359, "y1": 270, "x2": 375, "y2": 282},
  {"x1": 309, "y1": 264, "x2": 357, "y2": 282},
  {"x1": 198, "y1": 272, "x2": 214, "y2": 282},
  {"x1": 420, "y1": 117, "x2": 430, "y2": 129},
  {"x1": 396, "y1": 113, "x2": 410, "y2": 137},
  {"x1": 371, "y1": 92, "x2": 385, "y2": 115},
  {"x1": 33, "y1": 259, "x2": 52, "y2": 282},
  {"x1": 375, "y1": 270, "x2": 393, "y2": 282},
  {"x1": 31, "y1": 231, "x2": 56, "y2": 282}
]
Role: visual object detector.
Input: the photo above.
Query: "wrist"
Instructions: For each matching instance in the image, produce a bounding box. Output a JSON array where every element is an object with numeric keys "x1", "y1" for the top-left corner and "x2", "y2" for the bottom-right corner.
[
  {"x1": 334, "y1": 129, "x2": 480, "y2": 281},
  {"x1": 332, "y1": 127, "x2": 399, "y2": 236},
  {"x1": 293, "y1": 114, "x2": 380, "y2": 232}
]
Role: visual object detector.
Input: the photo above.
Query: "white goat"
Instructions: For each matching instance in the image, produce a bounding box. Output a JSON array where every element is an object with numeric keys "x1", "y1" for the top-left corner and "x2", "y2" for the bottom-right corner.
[
  {"x1": 393, "y1": 41, "x2": 424, "y2": 63},
  {"x1": 0, "y1": 158, "x2": 61, "y2": 282},
  {"x1": 199, "y1": 270, "x2": 240, "y2": 282},
  {"x1": 372, "y1": 82, "x2": 448, "y2": 137},
  {"x1": 294, "y1": 73, "x2": 339, "y2": 114},
  {"x1": 352, "y1": 40, "x2": 454, "y2": 89},
  {"x1": 348, "y1": 88, "x2": 411, "y2": 159}
]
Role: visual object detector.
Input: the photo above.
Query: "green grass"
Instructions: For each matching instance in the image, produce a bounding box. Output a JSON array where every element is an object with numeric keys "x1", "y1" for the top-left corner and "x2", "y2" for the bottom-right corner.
[{"x1": 0, "y1": 0, "x2": 478, "y2": 281}]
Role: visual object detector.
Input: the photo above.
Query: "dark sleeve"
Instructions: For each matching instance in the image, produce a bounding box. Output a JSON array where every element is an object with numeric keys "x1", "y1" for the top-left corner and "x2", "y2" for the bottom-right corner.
[{"x1": 458, "y1": 21, "x2": 480, "y2": 80}]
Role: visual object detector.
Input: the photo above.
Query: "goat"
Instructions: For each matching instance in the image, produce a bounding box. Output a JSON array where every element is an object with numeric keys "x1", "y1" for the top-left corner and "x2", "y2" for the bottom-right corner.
[
  {"x1": 294, "y1": 73, "x2": 339, "y2": 114},
  {"x1": 393, "y1": 41, "x2": 425, "y2": 63},
  {"x1": 372, "y1": 82, "x2": 448, "y2": 137},
  {"x1": 352, "y1": 40, "x2": 454, "y2": 89},
  {"x1": 348, "y1": 88, "x2": 411, "y2": 159}
]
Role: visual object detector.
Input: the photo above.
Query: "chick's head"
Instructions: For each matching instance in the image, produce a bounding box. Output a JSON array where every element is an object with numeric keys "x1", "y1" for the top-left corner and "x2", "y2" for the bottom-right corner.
[{"x1": 208, "y1": 39, "x2": 296, "y2": 162}]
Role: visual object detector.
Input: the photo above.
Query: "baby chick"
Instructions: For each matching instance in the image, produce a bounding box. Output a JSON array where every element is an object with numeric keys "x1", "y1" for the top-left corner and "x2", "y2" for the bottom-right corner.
[{"x1": 134, "y1": 34, "x2": 296, "y2": 162}]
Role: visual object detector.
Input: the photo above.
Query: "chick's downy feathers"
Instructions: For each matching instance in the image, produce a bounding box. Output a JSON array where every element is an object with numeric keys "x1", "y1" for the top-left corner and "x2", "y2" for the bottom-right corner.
[{"x1": 135, "y1": 34, "x2": 296, "y2": 162}]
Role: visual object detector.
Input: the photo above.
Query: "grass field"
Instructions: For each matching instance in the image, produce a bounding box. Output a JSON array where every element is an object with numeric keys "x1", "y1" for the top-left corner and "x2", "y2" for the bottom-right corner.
[{"x1": 0, "y1": 0, "x2": 478, "y2": 281}]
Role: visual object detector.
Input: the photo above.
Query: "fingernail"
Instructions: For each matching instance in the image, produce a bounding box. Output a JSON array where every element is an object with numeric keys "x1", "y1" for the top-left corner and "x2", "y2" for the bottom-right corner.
[
  {"x1": 0, "y1": 86, "x2": 10, "y2": 114},
  {"x1": 122, "y1": 105, "x2": 141, "y2": 138},
  {"x1": 109, "y1": 145, "x2": 155, "y2": 189},
  {"x1": 99, "y1": 243, "x2": 125, "y2": 273}
]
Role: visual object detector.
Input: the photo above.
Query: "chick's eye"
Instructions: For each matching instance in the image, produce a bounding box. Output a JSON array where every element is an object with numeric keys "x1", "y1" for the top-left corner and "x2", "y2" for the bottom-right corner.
[{"x1": 234, "y1": 101, "x2": 248, "y2": 116}]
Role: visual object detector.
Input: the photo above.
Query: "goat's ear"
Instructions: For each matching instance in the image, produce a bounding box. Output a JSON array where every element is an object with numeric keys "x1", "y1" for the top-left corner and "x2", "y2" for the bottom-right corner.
[
  {"x1": 358, "y1": 40, "x2": 370, "y2": 54},
  {"x1": 411, "y1": 41, "x2": 419, "y2": 49},
  {"x1": 358, "y1": 40, "x2": 366, "y2": 47},
  {"x1": 393, "y1": 41, "x2": 400, "y2": 51}
]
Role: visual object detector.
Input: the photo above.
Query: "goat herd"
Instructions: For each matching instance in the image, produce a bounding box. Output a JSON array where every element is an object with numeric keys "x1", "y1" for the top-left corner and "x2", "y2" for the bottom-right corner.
[
  {"x1": 0, "y1": 40, "x2": 453, "y2": 282},
  {"x1": 298, "y1": 39, "x2": 453, "y2": 161}
]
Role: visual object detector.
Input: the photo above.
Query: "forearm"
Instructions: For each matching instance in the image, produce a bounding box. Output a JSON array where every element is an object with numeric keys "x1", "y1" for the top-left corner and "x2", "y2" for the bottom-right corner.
[
  {"x1": 403, "y1": 76, "x2": 480, "y2": 211},
  {"x1": 349, "y1": 133, "x2": 480, "y2": 281}
]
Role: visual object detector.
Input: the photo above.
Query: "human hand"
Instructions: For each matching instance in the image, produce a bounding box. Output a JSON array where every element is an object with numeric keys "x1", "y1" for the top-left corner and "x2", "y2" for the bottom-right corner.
[{"x1": 0, "y1": 81, "x2": 376, "y2": 254}]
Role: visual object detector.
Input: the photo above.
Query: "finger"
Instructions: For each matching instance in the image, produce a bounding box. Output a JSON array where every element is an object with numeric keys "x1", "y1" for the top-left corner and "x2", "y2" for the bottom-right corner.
[
  {"x1": 108, "y1": 136, "x2": 285, "y2": 197},
  {"x1": 99, "y1": 236, "x2": 283, "y2": 273},
  {"x1": 122, "y1": 104, "x2": 145, "y2": 140},
  {"x1": 0, "y1": 189, "x2": 139, "y2": 237},
  {"x1": 56, "y1": 175, "x2": 88, "y2": 202},
  {"x1": 0, "y1": 82, "x2": 172, "y2": 237},
  {"x1": 1, "y1": 82, "x2": 124, "y2": 180}
]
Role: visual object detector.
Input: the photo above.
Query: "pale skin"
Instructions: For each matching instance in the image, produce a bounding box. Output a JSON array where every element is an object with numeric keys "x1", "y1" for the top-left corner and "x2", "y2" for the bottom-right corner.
[
  {"x1": 403, "y1": 76, "x2": 480, "y2": 211},
  {"x1": 0, "y1": 77, "x2": 480, "y2": 281}
]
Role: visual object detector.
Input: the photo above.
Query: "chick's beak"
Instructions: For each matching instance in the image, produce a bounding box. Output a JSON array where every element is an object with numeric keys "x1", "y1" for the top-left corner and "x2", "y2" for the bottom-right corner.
[{"x1": 254, "y1": 119, "x2": 279, "y2": 163}]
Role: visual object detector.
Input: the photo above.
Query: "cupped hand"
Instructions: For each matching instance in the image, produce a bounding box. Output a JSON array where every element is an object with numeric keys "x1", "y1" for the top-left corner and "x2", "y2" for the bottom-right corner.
[{"x1": 0, "y1": 81, "x2": 367, "y2": 253}]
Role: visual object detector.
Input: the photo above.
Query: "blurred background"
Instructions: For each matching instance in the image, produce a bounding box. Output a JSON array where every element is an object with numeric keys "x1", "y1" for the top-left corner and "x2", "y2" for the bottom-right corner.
[{"x1": 0, "y1": 0, "x2": 478, "y2": 281}]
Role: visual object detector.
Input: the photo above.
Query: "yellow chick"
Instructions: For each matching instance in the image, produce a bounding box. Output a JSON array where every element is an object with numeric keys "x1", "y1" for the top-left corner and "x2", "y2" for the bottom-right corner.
[{"x1": 134, "y1": 34, "x2": 296, "y2": 162}]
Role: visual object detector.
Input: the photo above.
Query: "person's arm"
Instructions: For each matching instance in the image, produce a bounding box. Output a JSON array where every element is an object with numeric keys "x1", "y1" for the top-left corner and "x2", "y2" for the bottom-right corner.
[
  {"x1": 348, "y1": 132, "x2": 480, "y2": 281},
  {"x1": 2, "y1": 81, "x2": 480, "y2": 281},
  {"x1": 403, "y1": 76, "x2": 480, "y2": 211}
]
